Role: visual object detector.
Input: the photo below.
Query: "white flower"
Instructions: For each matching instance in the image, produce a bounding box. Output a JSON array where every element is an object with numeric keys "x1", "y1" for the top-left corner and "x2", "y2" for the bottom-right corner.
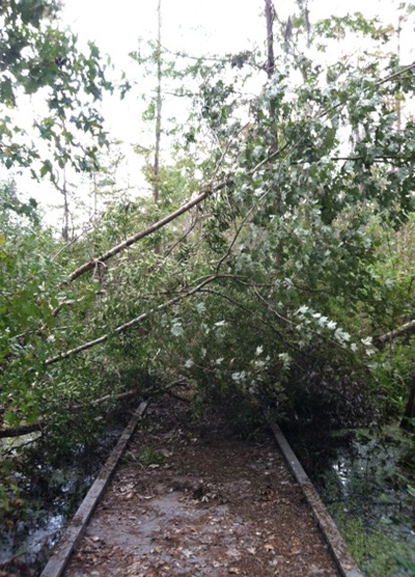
[{"x1": 335, "y1": 328, "x2": 351, "y2": 342}]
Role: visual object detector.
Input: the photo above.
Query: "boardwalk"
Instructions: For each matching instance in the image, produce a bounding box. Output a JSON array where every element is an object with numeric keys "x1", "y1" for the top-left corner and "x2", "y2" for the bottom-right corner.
[{"x1": 42, "y1": 398, "x2": 358, "y2": 577}]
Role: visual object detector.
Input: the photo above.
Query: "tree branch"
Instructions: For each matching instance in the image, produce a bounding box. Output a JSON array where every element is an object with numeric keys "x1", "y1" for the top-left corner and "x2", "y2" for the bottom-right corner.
[
  {"x1": 67, "y1": 186, "x2": 216, "y2": 283},
  {"x1": 375, "y1": 319, "x2": 415, "y2": 347},
  {"x1": 0, "y1": 380, "x2": 187, "y2": 439},
  {"x1": 0, "y1": 421, "x2": 44, "y2": 439},
  {"x1": 66, "y1": 137, "x2": 290, "y2": 286},
  {"x1": 45, "y1": 274, "x2": 221, "y2": 365}
]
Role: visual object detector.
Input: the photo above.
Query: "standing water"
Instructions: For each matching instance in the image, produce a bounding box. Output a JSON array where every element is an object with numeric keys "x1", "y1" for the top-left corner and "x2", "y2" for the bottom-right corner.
[
  {"x1": 290, "y1": 425, "x2": 415, "y2": 576},
  {"x1": 0, "y1": 425, "x2": 124, "y2": 576}
]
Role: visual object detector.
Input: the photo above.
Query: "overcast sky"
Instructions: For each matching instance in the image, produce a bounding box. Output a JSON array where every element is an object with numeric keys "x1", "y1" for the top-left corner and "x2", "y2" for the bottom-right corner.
[
  {"x1": 9, "y1": 0, "x2": 414, "y2": 230},
  {"x1": 59, "y1": 0, "x2": 411, "y2": 152},
  {"x1": 62, "y1": 0, "x2": 390, "y2": 62},
  {"x1": 59, "y1": 0, "x2": 412, "y2": 152}
]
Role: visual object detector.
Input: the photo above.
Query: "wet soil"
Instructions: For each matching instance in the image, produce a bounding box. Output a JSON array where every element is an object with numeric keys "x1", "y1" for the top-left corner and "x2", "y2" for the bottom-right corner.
[{"x1": 65, "y1": 399, "x2": 339, "y2": 577}]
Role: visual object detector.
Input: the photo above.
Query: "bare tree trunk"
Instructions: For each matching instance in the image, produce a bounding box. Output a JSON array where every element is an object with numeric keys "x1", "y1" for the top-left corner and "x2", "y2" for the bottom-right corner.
[
  {"x1": 154, "y1": 0, "x2": 162, "y2": 204},
  {"x1": 265, "y1": 0, "x2": 275, "y2": 79},
  {"x1": 396, "y1": 15, "x2": 402, "y2": 133},
  {"x1": 61, "y1": 169, "x2": 70, "y2": 241},
  {"x1": 93, "y1": 172, "x2": 98, "y2": 222},
  {"x1": 375, "y1": 319, "x2": 415, "y2": 347},
  {"x1": 67, "y1": 184, "x2": 215, "y2": 282},
  {"x1": 265, "y1": 0, "x2": 278, "y2": 153}
]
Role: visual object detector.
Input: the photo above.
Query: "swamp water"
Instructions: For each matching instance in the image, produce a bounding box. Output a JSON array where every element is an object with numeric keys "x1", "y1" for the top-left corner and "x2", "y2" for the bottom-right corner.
[
  {"x1": 290, "y1": 426, "x2": 415, "y2": 577},
  {"x1": 0, "y1": 426, "x2": 123, "y2": 576}
]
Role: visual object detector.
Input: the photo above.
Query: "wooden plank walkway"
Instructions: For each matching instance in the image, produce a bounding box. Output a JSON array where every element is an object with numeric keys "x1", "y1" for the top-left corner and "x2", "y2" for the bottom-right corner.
[
  {"x1": 40, "y1": 402, "x2": 149, "y2": 577},
  {"x1": 41, "y1": 398, "x2": 362, "y2": 577}
]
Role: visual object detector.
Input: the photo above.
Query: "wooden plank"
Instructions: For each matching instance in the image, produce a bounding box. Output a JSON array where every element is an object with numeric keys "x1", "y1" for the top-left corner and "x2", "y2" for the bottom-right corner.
[
  {"x1": 269, "y1": 422, "x2": 363, "y2": 577},
  {"x1": 40, "y1": 401, "x2": 149, "y2": 577}
]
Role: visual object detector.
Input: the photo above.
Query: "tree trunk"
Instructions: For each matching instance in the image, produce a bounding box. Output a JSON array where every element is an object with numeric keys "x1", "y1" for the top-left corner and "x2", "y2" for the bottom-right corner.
[
  {"x1": 154, "y1": 0, "x2": 162, "y2": 204},
  {"x1": 375, "y1": 319, "x2": 415, "y2": 347},
  {"x1": 265, "y1": 0, "x2": 275, "y2": 78},
  {"x1": 264, "y1": 0, "x2": 278, "y2": 153},
  {"x1": 61, "y1": 169, "x2": 70, "y2": 241}
]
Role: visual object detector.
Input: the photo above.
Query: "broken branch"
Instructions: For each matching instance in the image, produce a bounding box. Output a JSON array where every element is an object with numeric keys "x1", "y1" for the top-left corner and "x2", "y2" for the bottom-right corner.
[{"x1": 375, "y1": 319, "x2": 415, "y2": 347}]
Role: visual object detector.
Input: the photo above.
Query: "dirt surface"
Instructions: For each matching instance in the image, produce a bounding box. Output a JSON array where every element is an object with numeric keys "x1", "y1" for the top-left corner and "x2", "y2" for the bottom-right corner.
[{"x1": 65, "y1": 399, "x2": 339, "y2": 577}]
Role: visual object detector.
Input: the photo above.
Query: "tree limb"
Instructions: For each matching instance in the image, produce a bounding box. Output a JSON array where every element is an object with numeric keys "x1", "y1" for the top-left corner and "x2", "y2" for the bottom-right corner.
[
  {"x1": 0, "y1": 421, "x2": 44, "y2": 439},
  {"x1": 67, "y1": 186, "x2": 216, "y2": 283},
  {"x1": 45, "y1": 275, "x2": 220, "y2": 365},
  {"x1": 375, "y1": 319, "x2": 415, "y2": 347},
  {"x1": 66, "y1": 136, "x2": 290, "y2": 286},
  {"x1": 0, "y1": 380, "x2": 188, "y2": 439}
]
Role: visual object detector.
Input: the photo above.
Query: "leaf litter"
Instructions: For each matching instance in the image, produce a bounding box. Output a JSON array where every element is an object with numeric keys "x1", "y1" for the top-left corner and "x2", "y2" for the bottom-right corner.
[{"x1": 65, "y1": 398, "x2": 339, "y2": 576}]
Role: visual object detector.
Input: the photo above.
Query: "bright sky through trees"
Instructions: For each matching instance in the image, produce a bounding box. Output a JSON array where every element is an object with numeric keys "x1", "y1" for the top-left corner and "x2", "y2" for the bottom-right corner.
[
  {"x1": 6, "y1": 0, "x2": 413, "y2": 228},
  {"x1": 61, "y1": 0, "x2": 413, "y2": 189}
]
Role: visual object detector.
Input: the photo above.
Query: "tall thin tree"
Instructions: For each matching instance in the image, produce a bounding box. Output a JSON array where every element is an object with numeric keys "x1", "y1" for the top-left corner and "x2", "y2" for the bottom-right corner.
[
  {"x1": 265, "y1": 0, "x2": 276, "y2": 79},
  {"x1": 264, "y1": 0, "x2": 278, "y2": 153},
  {"x1": 153, "y1": 0, "x2": 162, "y2": 203}
]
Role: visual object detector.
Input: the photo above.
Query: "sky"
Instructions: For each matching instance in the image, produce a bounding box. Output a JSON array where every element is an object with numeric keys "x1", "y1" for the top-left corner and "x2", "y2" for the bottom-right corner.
[
  {"x1": 61, "y1": 0, "x2": 388, "y2": 59},
  {"x1": 59, "y1": 0, "x2": 411, "y2": 155},
  {"x1": 7, "y1": 0, "x2": 414, "y2": 231}
]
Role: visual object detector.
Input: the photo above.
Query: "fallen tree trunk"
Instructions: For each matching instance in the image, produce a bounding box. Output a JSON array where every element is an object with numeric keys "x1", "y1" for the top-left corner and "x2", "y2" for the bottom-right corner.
[
  {"x1": 0, "y1": 380, "x2": 187, "y2": 439},
  {"x1": 65, "y1": 141, "x2": 286, "y2": 285},
  {"x1": 375, "y1": 319, "x2": 415, "y2": 347},
  {"x1": 67, "y1": 187, "x2": 215, "y2": 283},
  {"x1": 0, "y1": 421, "x2": 44, "y2": 439}
]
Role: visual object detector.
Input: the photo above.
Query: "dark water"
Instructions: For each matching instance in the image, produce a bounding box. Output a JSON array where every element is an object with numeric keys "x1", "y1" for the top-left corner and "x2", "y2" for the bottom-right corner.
[
  {"x1": 289, "y1": 426, "x2": 415, "y2": 577},
  {"x1": 0, "y1": 426, "x2": 123, "y2": 576}
]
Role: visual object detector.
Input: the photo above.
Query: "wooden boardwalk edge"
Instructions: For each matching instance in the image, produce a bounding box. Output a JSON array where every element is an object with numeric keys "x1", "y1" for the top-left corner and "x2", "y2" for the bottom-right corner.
[
  {"x1": 269, "y1": 422, "x2": 363, "y2": 577},
  {"x1": 40, "y1": 400, "x2": 149, "y2": 577}
]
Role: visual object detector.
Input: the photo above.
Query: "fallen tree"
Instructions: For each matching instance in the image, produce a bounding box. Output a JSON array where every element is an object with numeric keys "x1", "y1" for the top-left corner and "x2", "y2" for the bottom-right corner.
[
  {"x1": 46, "y1": 274, "x2": 221, "y2": 365},
  {"x1": 67, "y1": 186, "x2": 215, "y2": 282},
  {"x1": 375, "y1": 319, "x2": 415, "y2": 347},
  {"x1": 0, "y1": 379, "x2": 187, "y2": 439}
]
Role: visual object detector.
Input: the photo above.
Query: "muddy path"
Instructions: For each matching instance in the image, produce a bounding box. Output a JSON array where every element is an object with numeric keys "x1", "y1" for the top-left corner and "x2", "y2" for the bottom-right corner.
[{"x1": 63, "y1": 399, "x2": 339, "y2": 577}]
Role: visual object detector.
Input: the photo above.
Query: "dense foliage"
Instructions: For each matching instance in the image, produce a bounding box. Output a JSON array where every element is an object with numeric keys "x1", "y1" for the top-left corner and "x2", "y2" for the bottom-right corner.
[
  {"x1": 0, "y1": 0, "x2": 117, "y2": 177},
  {"x1": 1, "y1": 0, "x2": 415, "y2": 544}
]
